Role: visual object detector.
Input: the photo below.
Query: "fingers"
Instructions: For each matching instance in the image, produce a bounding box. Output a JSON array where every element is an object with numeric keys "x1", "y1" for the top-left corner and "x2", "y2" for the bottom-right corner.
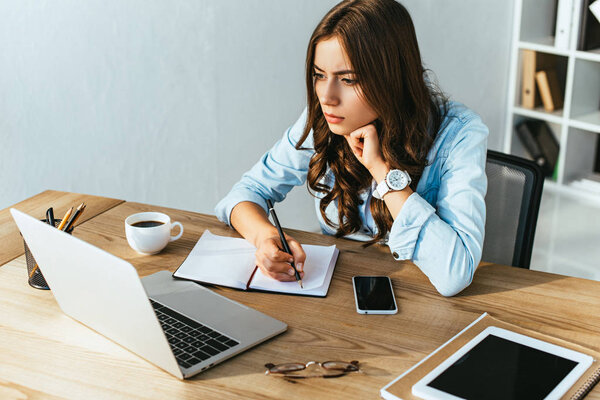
[
  {"x1": 347, "y1": 124, "x2": 379, "y2": 158},
  {"x1": 347, "y1": 137, "x2": 363, "y2": 151},
  {"x1": 347, "y1": 132, "x2": 365, "y2": 145},
  {"x1": 255, "y1": 237, "x2": 305, "y2": 281},
  {"x1": 285, "y1": 236, "x2": 307, "y2": 273},
  {"x1": 261, "y1": 269, "x2": 303, "y2": 282},
  {"x1": 345, "y1": 135, "x2": 364, "y2": 158},
  {"x1": 349, "y1": 123, "x2": 376, "y2": 141},
  {"x1": 257, "y1": 262, "x2": 305, "y2": 281}
]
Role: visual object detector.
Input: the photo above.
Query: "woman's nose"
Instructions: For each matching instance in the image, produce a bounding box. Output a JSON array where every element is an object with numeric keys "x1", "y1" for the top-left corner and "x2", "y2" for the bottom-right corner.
[{"x1": 320, "y1": 82, "x2": 339, "y2": 106}]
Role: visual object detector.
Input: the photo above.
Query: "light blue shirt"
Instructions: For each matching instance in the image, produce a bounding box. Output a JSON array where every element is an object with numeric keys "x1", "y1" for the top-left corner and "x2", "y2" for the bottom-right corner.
[{"x1": 215, "y1": 101, "x2": 488, "y2": 296}]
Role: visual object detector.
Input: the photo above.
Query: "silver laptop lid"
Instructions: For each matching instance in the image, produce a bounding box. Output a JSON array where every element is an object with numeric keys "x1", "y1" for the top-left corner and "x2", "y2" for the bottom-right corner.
[{"x1": 11, "y1": 208, "x2": 183, "y2": 378}]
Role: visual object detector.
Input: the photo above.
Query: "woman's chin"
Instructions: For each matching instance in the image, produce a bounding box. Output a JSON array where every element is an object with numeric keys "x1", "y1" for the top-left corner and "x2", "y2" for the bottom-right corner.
[{"x1": 327, "y1": 123, "x2": 350, "y2": 136}]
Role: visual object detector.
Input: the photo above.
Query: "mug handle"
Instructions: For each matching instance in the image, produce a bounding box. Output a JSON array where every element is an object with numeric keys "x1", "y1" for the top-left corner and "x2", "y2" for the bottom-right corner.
[{"x1": 170, "y1": 222, "x2": 184, "y2": 242}]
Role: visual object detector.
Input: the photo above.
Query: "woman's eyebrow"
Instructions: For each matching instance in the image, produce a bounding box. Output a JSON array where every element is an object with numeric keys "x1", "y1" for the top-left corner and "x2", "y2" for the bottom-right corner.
[{"x1": 313, "y1": 64, "x2": 355, "y2": 75}]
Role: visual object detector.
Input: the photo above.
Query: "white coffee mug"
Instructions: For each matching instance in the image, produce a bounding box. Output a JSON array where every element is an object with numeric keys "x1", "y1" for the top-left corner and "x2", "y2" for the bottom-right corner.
[{"x1": 125, "y1": 212, "x2": 183, "y2": 255}]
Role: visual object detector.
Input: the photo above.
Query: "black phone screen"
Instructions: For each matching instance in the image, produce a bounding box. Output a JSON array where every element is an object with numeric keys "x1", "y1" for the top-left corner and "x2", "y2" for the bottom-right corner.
[{"x1": 353, "y1": 276, "x2": 396, "y2": 311}]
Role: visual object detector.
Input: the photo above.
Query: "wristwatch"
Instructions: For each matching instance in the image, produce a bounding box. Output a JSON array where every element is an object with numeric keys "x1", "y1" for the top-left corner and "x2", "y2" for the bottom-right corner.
[{"x1": 373, "y1": 169, "x2": 412, "y2": 199}]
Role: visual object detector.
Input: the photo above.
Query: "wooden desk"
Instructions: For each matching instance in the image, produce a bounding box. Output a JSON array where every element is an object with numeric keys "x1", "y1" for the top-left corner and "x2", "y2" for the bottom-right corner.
[
  {"x1": 0, "y1": 190, "x2": 124, "y2": 266},
  {"x1": 1, "y1": 192, "x2": 599, "y2": 399}
]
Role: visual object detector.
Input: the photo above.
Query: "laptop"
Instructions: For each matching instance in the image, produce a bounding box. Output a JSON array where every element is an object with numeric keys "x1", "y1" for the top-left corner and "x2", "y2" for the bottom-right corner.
[{"x1": 11, "y1": 208, "x2": 287, "y2": 379}]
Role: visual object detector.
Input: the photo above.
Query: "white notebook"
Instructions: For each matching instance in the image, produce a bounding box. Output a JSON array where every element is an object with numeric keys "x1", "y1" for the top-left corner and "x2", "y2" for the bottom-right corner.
[{"x1": 173, "y1": 230, "x2": 339, "y2": 297}]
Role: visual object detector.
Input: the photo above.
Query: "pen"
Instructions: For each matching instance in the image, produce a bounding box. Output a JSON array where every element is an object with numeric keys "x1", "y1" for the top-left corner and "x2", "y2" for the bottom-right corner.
[
  {"x1": 266, "y1": 199, "x2": 303, "y2": 289},
  {"x1": 30, "y1": 205, "x2": 77, "y2": 279},
  {"x1": 56, "y1": 207, "x2": 73, "y2": 231},
  {"x1": 46, "y1": 207, "x2": 55, "y2": 227}
]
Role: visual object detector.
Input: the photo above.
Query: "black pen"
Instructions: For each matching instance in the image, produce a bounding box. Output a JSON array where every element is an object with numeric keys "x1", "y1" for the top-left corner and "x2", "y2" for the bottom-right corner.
[
  {"x1": 46, "y1": 207, "x2": 55, "y2": 227},
  {"x1": 266, "y1": 199, "x2": 303, "y2": 289}
]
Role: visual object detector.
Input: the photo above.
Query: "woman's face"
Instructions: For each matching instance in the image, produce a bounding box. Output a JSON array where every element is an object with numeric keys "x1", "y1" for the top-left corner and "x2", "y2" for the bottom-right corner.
[{"x1": 313, "y1": 36, "x2": 378, "y2": 136}]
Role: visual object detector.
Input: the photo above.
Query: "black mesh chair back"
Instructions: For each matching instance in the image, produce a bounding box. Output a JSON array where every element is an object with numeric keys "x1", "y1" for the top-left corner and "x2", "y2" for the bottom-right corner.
[{"x1": 482, "y1": 150, "x2": 544, "y2": 269}]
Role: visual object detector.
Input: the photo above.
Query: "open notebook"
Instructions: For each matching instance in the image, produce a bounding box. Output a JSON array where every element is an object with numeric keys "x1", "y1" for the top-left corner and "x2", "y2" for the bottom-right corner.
[{"x1": 173, "y1": 230, "x2": 339, "y2": 297}]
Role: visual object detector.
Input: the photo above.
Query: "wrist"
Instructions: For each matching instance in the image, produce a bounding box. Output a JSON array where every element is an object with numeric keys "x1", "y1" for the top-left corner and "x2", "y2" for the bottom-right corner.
[
  {"x1": 369, "y1": 162, "x2": 389, "y2": 183},
  {"x1": 254, "y1": 225, "x2": 279, "y2": 247}
]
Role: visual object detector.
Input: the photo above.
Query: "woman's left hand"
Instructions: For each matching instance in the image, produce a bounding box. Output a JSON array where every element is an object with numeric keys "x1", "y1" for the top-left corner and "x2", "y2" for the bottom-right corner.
[{"x1": 346, "y1": 123, "x2": 389, "y2": 182}]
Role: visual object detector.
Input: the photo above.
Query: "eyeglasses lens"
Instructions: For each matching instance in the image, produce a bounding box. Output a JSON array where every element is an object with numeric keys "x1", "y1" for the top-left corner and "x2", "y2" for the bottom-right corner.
[
  {"x1": 322, "y1": 361, "x2": 359, "y2": 371},
  {"x1": 269, "y1": 363, "x2": 306, "y2": 373}
]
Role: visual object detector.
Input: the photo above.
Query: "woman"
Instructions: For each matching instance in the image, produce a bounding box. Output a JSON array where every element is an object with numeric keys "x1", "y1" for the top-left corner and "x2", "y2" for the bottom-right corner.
[{"x1": 215, "y1": 0, "x2": 488, "y2": 297}]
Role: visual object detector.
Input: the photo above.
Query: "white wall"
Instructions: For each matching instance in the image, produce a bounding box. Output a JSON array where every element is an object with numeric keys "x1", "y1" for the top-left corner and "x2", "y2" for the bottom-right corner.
[{"x1": 1, "y1": 0, "x2": 513, "y2": 232}]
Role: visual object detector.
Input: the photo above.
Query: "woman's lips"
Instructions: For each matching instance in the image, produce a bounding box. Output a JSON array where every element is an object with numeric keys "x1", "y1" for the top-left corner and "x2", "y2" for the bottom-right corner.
[{"x1": 324, "y1": 112, "x2": 344, "y2": 124}]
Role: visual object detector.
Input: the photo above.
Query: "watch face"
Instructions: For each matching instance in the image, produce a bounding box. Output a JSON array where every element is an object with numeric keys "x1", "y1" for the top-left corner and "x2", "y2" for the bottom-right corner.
[{"x1": 387, "y1": 170, "x2": 409, "y2": 190}]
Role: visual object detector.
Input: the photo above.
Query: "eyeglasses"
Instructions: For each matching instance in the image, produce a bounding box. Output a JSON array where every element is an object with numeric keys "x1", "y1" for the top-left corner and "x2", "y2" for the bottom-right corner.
[{"x1": 264, "y1": 360, "x2": 360, "y2": 379}]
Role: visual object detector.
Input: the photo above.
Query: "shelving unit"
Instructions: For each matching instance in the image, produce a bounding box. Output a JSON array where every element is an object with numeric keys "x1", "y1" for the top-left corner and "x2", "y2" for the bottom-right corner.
[{"x1": 505, "y1": 0, "x2": 600, "y2": 203}]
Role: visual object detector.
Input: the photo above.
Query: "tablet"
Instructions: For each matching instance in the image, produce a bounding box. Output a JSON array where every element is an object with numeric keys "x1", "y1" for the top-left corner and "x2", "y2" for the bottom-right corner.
[{"x1": 412, "y1": 326, "x2": 593, "y2": 400}]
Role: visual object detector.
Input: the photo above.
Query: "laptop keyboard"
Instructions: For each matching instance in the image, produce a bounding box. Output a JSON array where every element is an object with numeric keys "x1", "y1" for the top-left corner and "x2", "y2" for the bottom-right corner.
[{"x1": 150, "y1": 299, "x2": 239, "y2": 369}]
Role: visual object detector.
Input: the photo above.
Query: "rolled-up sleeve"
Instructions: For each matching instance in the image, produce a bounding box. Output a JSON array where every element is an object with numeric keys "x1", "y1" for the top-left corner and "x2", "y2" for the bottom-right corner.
[
  {"x1": 387, "y1": 115, "x2": 488, "y2": 297},
  {"x1": 215, "y1": 109, "x2": 313, "y2": 226}
]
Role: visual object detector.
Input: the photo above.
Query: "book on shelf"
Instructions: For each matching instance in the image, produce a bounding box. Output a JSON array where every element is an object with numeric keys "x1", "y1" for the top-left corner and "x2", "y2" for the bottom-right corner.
[
  {"x1": 535, "y1": 69, "x2": 564, "y2": 112},
  {"x1": 554, "y1": 0, "x2": 572, "y2": 50},
  {"x1": 521, "y1": 50, "x2": 537, "y2": 109},
  {"x1": 173, "y1": 230, "x2": 339, "y2": 297},
  {"x1": 579, "y1": 0, "x2": 600, "y2": 51},
  {"x1": 521, "y1": 51, "x2": 559, "y2": 110},
  {"x1": 591, "y1": 0, "x2": 600, "y2": 23},
  {"x1": 515, "y1": 119, "x2": 560, "y2": 177}
]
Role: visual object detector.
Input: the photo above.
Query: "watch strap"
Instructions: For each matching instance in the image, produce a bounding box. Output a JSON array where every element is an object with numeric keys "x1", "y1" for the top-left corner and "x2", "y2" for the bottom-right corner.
[
  {"x1": 374, "y1": 179, "x2": 389, "y2": 200},
  {"x1": 374, "y1": 169, "x2": 411, "y2": 199}
]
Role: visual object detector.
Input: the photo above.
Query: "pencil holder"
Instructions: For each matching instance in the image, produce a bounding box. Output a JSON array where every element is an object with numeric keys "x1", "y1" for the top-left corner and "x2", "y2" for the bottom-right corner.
[{"x1": 22, "y1": 219, "x2": 72, "y2": 290}]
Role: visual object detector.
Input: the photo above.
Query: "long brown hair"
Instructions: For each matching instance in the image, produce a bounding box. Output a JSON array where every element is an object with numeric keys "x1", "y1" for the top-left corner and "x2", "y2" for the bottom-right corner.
[{"x1": 296, "y1": 0, "x2": 448, "y2": 244}]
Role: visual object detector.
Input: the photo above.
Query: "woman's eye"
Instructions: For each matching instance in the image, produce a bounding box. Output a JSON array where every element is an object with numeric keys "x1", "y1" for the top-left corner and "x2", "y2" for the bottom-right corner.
[
  {"x1": 312, "y1": 72, "x2": 325, "y2": 80},
  {"x1": 341, "y1": 78, "x2": 356, "y2": 85}
]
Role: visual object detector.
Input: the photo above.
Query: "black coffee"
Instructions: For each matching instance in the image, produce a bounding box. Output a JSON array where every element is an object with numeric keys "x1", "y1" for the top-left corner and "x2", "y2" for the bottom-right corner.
[{"x1": 132, "y1": 221, "x2": 164, "y2": 228}]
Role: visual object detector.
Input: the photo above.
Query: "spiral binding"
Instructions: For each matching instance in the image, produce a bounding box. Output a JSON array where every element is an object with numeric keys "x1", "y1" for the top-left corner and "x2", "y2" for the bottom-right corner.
[{"x1": 570, "y1": 366, "x2": 600, "y2": 400}]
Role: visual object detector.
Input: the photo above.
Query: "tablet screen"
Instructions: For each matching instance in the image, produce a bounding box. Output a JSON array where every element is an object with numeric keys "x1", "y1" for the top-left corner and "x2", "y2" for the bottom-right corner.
[{"x1": 427, "y1": 334, "x2": 578, "y2": 400}]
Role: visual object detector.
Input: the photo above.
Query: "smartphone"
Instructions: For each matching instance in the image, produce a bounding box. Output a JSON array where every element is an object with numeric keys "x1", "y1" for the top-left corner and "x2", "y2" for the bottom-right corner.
[{"x1": 352, "y1": 276, "x2": 398, "y2": 314}]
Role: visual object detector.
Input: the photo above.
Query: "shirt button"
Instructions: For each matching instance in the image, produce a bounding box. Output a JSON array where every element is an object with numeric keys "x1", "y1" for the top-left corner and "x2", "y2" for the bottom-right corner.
[{"x1": 392, "y1": 252, "x2": 400, "y2": 260}]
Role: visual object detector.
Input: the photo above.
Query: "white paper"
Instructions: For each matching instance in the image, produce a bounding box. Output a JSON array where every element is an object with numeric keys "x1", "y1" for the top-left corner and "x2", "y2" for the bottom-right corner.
[
  {"x1": 174, "y1": 230, "x2": 338, "y2": 296},
  {"x1": 249, "y1": 244, "x2": 337, "y2": 292},
  {"x1": 174, "y1": 230, "x2": 256, "y2": 288}
]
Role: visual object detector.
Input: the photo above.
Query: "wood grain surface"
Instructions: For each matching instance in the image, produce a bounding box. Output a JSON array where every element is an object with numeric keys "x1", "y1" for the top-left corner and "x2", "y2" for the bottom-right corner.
[
  {"x1": 0, "y1": 190, "x2": 124, "y2": 266},
  {"x1": 1, "y1": 198, "x2": 599, "y2": 399}
]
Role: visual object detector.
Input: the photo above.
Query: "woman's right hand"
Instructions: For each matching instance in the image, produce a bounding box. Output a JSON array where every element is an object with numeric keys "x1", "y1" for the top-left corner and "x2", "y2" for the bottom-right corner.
[{"x1": 254, "y1": 233, "x2": 306, "y2": 282}]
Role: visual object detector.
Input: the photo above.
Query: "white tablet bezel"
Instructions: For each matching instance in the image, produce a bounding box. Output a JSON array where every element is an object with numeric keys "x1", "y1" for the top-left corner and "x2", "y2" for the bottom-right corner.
[{"x1": 412, "y1": 326, "x2": 594, "y2": 400}]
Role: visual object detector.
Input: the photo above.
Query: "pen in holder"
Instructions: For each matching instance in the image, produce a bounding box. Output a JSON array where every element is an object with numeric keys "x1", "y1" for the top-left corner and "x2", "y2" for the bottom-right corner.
[{"x1": 23, "y1": 219, "x2": 72, "y2": 290}]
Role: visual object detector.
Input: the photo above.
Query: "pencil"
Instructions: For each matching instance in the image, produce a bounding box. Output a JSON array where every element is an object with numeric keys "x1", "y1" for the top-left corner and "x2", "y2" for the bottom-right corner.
[
  {"x1": 29, "y1": 263, "x2": 40, "y2": 279},
  {"x1": 56, "y1": 207, "x2": 73, "y2": 231},
  {"x1": 63, "y1": 202, "x2": 85, "y2": 232},
  {"x1": 266, "y1": 199, "x2": 303, "y2": 289},
  {"x1": 30, "y1": 205, "x2": 78, "y2": 279},
  {"x1": 66, "y1": 203, "x2": 86, "y2": 230}
]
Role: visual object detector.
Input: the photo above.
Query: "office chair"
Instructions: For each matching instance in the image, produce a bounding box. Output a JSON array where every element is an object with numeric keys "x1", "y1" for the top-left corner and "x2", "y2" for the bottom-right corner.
[{"x1": 482, "y1": 150, "x2": 544, "y2": 269}]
